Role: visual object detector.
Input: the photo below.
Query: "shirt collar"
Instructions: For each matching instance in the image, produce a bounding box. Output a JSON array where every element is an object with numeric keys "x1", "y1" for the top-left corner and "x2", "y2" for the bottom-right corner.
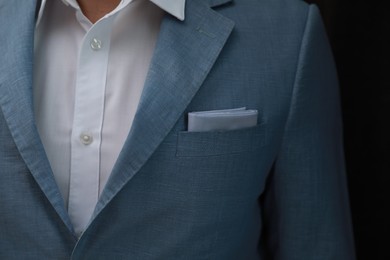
[
  {"x1": 37, "y1": 0, "x2": 186, "y2": 25},
  {"x1": 149, "y1": 0, "x2": 185, "y2": 21}
]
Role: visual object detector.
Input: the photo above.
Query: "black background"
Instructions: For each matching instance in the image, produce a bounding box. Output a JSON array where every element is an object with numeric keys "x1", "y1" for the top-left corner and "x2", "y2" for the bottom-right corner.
[{"x1": 306, "y1": 0, "x2": 389, "y2": 259}]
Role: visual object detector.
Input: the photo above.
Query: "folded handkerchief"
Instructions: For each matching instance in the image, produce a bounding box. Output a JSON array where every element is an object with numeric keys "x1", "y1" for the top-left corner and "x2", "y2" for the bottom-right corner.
[{"x1": 188, "y1": 107, "x2": 258, "y2": 132}]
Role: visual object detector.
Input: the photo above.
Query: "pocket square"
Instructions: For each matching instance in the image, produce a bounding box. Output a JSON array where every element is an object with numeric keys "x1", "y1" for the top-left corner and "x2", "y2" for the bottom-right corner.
[{"x1": 187, "y1": 107, "x2": 258, "y2": 132}]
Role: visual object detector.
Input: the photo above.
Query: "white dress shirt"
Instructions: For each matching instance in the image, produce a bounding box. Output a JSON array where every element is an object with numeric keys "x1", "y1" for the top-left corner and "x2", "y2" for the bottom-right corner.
[{"x1": 33, "y1": 0, "x2": 185, "y2": 236}]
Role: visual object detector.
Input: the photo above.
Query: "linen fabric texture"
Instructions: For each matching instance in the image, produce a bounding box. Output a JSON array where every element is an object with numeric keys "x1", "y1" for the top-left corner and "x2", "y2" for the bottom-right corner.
[{"x1": 0, "y1": 0, "x2": 355, "y2": 259}]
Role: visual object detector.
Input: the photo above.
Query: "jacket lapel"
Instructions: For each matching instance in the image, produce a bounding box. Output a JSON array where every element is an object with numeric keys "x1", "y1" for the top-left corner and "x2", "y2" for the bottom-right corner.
[
  {"x1": 0, "y1": 1, "x2": 74, "y2": 234},
  {"x1": 93, "y1": 0, "x2": 234, "y2": 218}
]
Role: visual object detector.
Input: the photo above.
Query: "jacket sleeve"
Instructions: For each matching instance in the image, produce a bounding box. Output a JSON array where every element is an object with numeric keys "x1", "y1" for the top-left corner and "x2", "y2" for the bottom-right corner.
[{"x1": 261, "y1": 5, "x2": 356, "y2": 260}]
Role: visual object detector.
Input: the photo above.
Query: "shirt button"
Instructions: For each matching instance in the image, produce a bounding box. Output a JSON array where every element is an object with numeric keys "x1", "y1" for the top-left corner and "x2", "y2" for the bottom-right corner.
[
  {"x1": 90, "y1": 38, "x2": 102, "y2": 50},
  {"x1": 80, "y1": 133, "x2": 93, "y2": 145}
]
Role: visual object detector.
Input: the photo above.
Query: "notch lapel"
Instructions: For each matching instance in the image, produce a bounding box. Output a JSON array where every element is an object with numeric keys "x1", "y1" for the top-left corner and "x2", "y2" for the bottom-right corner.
[
  {"x1": 0, "y1": 1, "x2": 74, "y2": 234},
  {"x1": 93, "y1": 0, "x2": 235, "y2": 218}
]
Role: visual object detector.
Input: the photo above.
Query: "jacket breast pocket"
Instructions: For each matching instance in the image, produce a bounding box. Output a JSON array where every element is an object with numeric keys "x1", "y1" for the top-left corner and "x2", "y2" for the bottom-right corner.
[{"x1": 176, "y1": 124, "x2": 266, "y2": 157}]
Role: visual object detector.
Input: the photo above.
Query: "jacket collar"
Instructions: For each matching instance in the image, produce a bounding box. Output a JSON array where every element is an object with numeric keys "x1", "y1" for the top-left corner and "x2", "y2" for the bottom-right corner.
[
  {"x1": 92, "y1": 0, "x2": 234, "y2": 221},
  {"x1": 0, "y1": 0, "x2": 75, "y2": 235}
]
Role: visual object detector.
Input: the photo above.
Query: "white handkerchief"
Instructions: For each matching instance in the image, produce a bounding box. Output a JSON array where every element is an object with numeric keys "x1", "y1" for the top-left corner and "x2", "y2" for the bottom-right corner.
[{"x1": 188, "y1": 107, "x2": 258, "y2": 132}]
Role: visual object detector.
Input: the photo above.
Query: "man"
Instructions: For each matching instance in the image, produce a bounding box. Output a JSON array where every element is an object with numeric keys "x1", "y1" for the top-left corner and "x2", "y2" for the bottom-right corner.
[{"x1": 0, "y1": 0, "x2": 355, "y2": 259}]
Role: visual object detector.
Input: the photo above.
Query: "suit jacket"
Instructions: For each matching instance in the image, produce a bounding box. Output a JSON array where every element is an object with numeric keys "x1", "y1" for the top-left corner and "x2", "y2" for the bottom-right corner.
[{"x1": 0, "y1": 0, "x2": 355, "y2": 259}]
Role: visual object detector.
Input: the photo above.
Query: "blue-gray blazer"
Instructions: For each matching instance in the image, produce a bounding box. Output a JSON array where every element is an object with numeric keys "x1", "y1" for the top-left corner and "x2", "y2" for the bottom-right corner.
[{"x1": 0, "y1": 0, "x2": 355, "y2": 259}]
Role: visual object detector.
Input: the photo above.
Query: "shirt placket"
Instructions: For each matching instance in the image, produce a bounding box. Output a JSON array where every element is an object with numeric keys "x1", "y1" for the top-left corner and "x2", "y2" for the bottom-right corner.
[{"x1": 68, "y1": 14, "x2": 116, "y2": 237}]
